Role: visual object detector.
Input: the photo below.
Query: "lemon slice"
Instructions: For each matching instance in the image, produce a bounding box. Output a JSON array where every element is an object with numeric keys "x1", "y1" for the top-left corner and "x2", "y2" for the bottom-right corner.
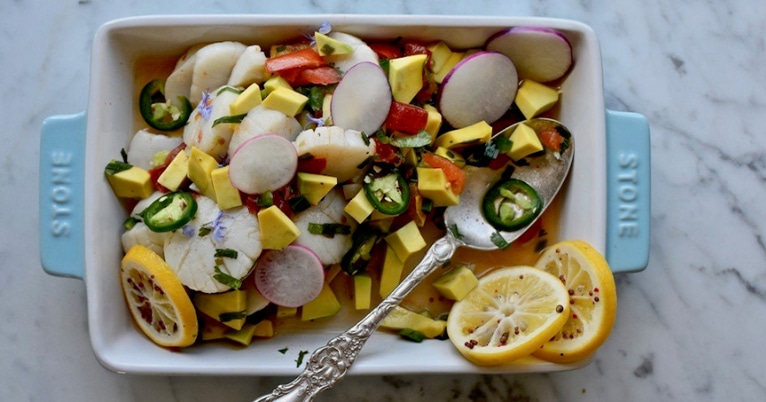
[
  {"x1": 532, "y1": 240, "x2": 617, "y2": 363},
  {"x1": 446, "y1": 266, "x2": 570, "y2": 365},
  {"x1": 121, "y1": 245, "x2": 198, "y2": 347}
]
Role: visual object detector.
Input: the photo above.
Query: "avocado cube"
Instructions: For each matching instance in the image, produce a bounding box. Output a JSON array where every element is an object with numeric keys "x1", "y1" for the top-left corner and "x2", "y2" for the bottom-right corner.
[
  {"x1": 156, "y1": 150, "x2": 189, "y2": 192},
  {"x1": 297, "y1": 172, "x2": 337, "y2": 205},
  {"x1": 432, "y1": 265, "x2": 478, "y2": 301},
  {"x1": 194, "y1": 289, "x2": 248, "y2": 330},
  {"x1": 385, "y1": 221, "x2": 426, "y2": 262},
  {"x1": 229, "y1": 83, "x2": 262, "y2": 116},
  {"x1": 262, "y1": 87, "x2": 308, "y2": 117},
  {"x1": 388, "y1": 54, "x2": 428, "y2": 103},
  {"x1": 508, "y1": 123, "x2": 544, "y2": 161},
  {"x1": 426, "y1": 41, "x2": 453, "y2": 74},
  {"x1": 200, "y1": 316, "x2": 230, "y2": 341},
  {"x1": 262, "y1": 75, "x2": 292, "y2": 96},
  {"x1": 224, "y1": 323, "x2": 256, "y2": 346},
  {"x1": 187, "y1": 146, "x2": 219, "y2": 200},
  {"x1": 106, "y1": 165, "x2": 153, "y2": 199},
  {"x1": 276, "y1": 306, "x2": 297, "y2": 318},
  {"x1": 315, "y1": 32, "x2": 354, "y2": 56},
  {"x1": 257, "y1": 205, "x2": 301, "y2": 250},
  {"x1": 344, "y1": 189, "x2": 375, "y2": 223},
  {"x1": 416, "y1": 167, "x2": 460, "y2": 207},
  {"x1": 379, "y1": 246, "x2": 405, "y2": 298},
  {"x1": 433, "y1": 51, "x2": 464, "y2": 83},
  {"x1": 211, "y1": 166, "x2": 242, "y2": 210},
  {"x1": 380, "y1": 306, "x2": 447, "y2": 339},
  {"x1": 434, "y1": 120, "x2": 492, "y2": 149},
  {"x1": 252, "y1": 320, "x2": 275, "y2": 338},
  {"x1": 423, "y1": 104, "x2": 443, "y2": 142},
  {"x1": 301, "y1": 284, "x2": 341, "y2": 321},
  {"x1": 353, "y1": 274, "x2": 372, "y2": 310},
  {"x1": 322, "y1": 94, "x2": 333, "y2": 126},
  {"x1": 515, "y1": 80, "x2": 560, "y2": 119}
]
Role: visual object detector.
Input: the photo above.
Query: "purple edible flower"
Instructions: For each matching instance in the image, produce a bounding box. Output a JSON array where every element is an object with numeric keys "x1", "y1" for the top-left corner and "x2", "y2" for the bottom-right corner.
[
  {"x1": 182, "y1": 225, "x2": 196, "y2": 238},
  {"x1": 212, "y1": 211, "x2": 227, "y2": 242},
  {"x1": 198, "y1": 91, "x2": 213, "y2": 120}
]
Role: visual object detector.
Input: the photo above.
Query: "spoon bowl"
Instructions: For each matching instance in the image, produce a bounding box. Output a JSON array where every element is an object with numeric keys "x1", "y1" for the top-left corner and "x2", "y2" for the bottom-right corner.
[{"x1": 255, "y1": 118, "x2": 574, "y2": 402}]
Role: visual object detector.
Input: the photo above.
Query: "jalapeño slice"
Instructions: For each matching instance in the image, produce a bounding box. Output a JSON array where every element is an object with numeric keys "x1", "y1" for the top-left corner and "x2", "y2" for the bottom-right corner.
[
  {"x1": 139, "y1": 79, "x2": 192, "y2": 131},
  {"x1": 482, "y1": 178, "x2": 543, "y2": 232},
  {"x1": 362, "y1": 168, "x2": 410, "y2": 216},
  {"x1": 340, "y1": 228, "x2": 380, "y2": 276},
  {"x1": 141, "y1": 192, "x2": 198, "y2": 233}
]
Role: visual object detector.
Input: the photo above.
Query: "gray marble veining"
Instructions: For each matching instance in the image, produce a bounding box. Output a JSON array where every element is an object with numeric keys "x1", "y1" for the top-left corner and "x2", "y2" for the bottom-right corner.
[{"x1": 3, "y1": 0, "x2": 766, "y2": 401}]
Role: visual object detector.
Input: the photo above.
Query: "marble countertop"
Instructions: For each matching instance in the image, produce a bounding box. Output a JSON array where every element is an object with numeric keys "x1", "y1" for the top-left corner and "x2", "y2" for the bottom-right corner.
[{"x1": 3, "y1": 0, "x2": 765, "y2": 401}]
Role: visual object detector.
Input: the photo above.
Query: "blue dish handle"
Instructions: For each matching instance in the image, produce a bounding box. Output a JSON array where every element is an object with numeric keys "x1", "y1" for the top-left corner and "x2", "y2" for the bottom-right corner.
[
  {"x1": 605, "y1": 110, "x2": 651, "y2": 273},
  {"x1": 39, "y1": 112, "x2": 87, "y2": 280}
]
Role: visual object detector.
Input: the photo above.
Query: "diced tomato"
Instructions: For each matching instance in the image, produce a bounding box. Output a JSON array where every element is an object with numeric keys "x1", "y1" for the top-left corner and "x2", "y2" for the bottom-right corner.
[
  {"x1": 539, "y1": 127, "x2": 565, "y2": 152},
  {"x1": 406, "y1": 183, "x2": 427, "y2": 227},
  {"x1": 290, "y1": 66, "x2": 342, "y2": 87},
  {"x1": 269, "y1": 41, "x2": 311, "y2": 58},
  {"x1": 369, "y1": 42, "x2": 402, "y2": 60},
  {"x1": 515, "y1": 218, "x2": 542, "y2": 244},
  {"x1": 422, "y1": 152, "x2": 466, "y2": 194},
  {"x1": 148, "y1": 166, "x2": 171, "y2": 193},
  {"x1": 402, "y1": 41, "x2": 430, "y2": 58},
  {"x1": 265, "y1": 48, "x2": 325, "y2": 73},
  {"x1": 163, "y1": 142, "x2": 187, "y2": 166},
  {"x1": 414, "y1": 76, "x2": 437, "y2": 103},
  {"x1": 488, "y1": 153, "x2": 512, "y2": 171},
  {"x1": 373, "y1": 140, "x2": 403, "y2": 166},
  {"x1": 384, "y1": 101, "x2": 429, "y2": 135},
  {"x1": 297, "y1": 155, "x2": 327, "y2": 174}
]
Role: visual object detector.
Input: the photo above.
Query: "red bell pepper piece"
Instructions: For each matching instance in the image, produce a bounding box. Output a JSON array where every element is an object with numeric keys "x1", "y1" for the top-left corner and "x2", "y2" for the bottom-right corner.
[
  {"x1": 291, "y1": 66, "x2": 342, "y2": 87},
  {"x1": 384, "y1": 101, "x2": 429, "y2": 135},
  {"x1": 265, "y1": 48, "x2": 326, "y2": 73},
  {"x1": 539, "y1": 127, "x2": 565, "y2": 152},
  {"x1": 422, "y1": 152, "x2": 466, "y2": 194},
  {"x1": 369, "y1": 42, "x2": 403, "y2": 60}
]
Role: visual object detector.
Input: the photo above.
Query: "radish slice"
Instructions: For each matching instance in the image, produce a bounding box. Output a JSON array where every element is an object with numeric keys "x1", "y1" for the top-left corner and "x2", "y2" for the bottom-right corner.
[
  {"x1": 228, "y1": 134, "x2": 298, "y2": 194},
  {"x1": 253, "y1": 245, "x2": 325, "y2": 308},
  {"x1": 438, "y1": 51, "x2": 518, "y2": 128},
  {"x1": 331, "y1": 61, "x2": 392, "y2": 136},
  {"x1": 485, "y1": 27, "x2": 573, "y2": 83}
]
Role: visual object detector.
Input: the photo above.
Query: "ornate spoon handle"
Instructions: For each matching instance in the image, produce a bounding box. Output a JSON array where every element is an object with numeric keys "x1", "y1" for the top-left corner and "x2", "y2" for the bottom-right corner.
[{"x1": 254, "y1": 235, "x2": 460, "y2": 402}]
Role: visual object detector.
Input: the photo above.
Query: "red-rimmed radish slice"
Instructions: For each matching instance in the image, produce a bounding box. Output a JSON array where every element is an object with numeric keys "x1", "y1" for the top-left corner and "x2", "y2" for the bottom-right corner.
[
  {"x1": 438, "y1": 51, "x2": 518, "y2": 128},
  {"x1": 228, "y1": 134, "x2": 297, "y2": 194},
  {"x1": 486, "y1": 27, "x2": 573, "y2": 83},
  {"x1": 331, "y1": 61, "x2": 392, "y2": 136},
  {"x1": 253, "y1": 245, "x2": 325, "y2": 308}
]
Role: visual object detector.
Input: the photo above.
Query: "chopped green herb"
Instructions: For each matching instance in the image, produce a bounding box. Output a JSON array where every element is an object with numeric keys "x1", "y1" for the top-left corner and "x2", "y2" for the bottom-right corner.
[
  {"x1": 448, "y1": 224, "x2": 463, "y2": 240},
  {"x1": 388, "y1": 130, "x2": 433, "y2": 148},
  {"x1": 219, "y1": 310, "x2": 247, "y2": 322},
  {"x1": 288, "y1": 195, "x2": 311, "y2": 213},
  {"x1": 399, "y1": 328, "x2": 425, "y2": 343},
  {"x1": 295, "y1": 350, "x2": 309, "y2": 367},
  {"x1": 198, "y1": 225, "x2": 212, "y2": 237},
  {"x1": 122, "y1": 216, "x2": 140, "y2": 230},
  {"x1": 214, "y1": 248, "x2": 238, "y2": 259},
  {"x1": 256, "y1": 191, "x2": 274, "y2": 208},
  {"x1": 278, "y1": 347, "x2": 289, "y2": 354},
  {"x1": 320, "y1": 43, "x2": 336, "y2": 55},
  {"x1": 212, "y1": 113, "x2": 247, "y2": 127},
  {"x1": 379, "y1": 58, "x2": 390, "y2": 75},
  {"x1": 213, "y1": 266, "x2": 242, "y2": 289},
  {"x1": 421, "y1": 198, "x2": 434, "y2": 214},
  {"x1": 104, "y1": 160, "x2": 133, "y2": 175},
  {"x1": 120, "y1": 148, "x2": 129, "y2": 163},
  {"x1": 306, "y1": 86, "x2": 327, "y2": 112},
  {"x1": 490, "y1": 232, "x2": 511, "y2": 250},
  {"x1": 360, "y1": 131, "x2": 371, "y2": 146},
  {"x1": 308, "y1": 223, "x2": 351, "y2": 237}
]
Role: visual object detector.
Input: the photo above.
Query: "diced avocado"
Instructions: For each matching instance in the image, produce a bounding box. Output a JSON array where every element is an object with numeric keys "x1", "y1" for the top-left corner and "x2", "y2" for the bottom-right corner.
[
  {"x1": 368, "y1": 216, "x2": 395, "y2": 233},
  {"x1": 353, "y1": 274, "x2": 372, "y2": 310},
  {"x1": 379, "y1": 246, "x2": 405, "y2": 298},
  {"x1": 276, "y1": 306, "x2": 297, "y2": 318},
  {"x1": 423, "y1": 104, "x2": 443, "y2": 142},
  {"x1": 344, "y1": 188, "x2": 375, "y2": 223},
  {"x1": 432, "y1": 265, "x2": 478, "y2": 301},
  {"x1": 380, "y1": 306, "x2": 447, "y2": 339},
  {"x1": 297, "y1": 172, "x2": 337, "y2": 205},
  {"x1": 515, "y1": 80, "x2": 560, "y2": 119},
  {"x1": 385, "y1": 221, "x2": 426, "y2": 262},
  {"x1": 301, "y1": 283, "x2": 341, "y2": 321},
  {"x1": 262, "y1": 87, "x2": 308, "y2": 117},
  {"x1": 224, "y1": 323, "x2": 256, "y2": 346},
  {"x1": 211, "y1": 166, "x2": 242, "y2": 210},
  {"x1": 426, "y1": 41, "x2": 453, "y2": 74},
  {"x1": 157, "y1": 150, "x2": 189, "y2": 191},
  {"x1": 433, "y1": 146, "x2": 466, "y2": 168},
  {"x1": 193, "y1": 289, "x2": 248, "y2": 330},
  {"x1": 401, "y1": 147, "x2": 419, "y2": 167},
  {"x1": 434, "y1": 121, "x2": 492, "y2": 149},
  {"x1": 416, "y1": 167, "x2": 460, "y2": 207},
  {"x1": 200, "y1": 316, "x2": 230, "y2": 341},
  {"x1": 187, "y1": 146, "x2": 218, "y2": 200},
  {"x1": 321, "y1": 94, "x2": 333, "y2": 126},
  {"x1": 252, "y1": 319, "x2": 275, "y2": 338},
  {"x1": 508, "y1": 123, "x2": 544, "y2": 161},
  {"x1": 257, "y1": 205, "x2": 301, "y2": 250},
  {"x1": 105, "y1": 164, "x2": 153, "y2": 199},
  {"x1": 229, "y1": 83, "x2": 262, "y2": 116},
  {"x1": 388, "y1": 54, "x2": 428, "y2": 103},
  {"x1": 262, "y1": 75, "x2": 292, "y2": 96},
  {"x1": 433, "y1": 51, "x2": 464, "y2": 83},
  {"x1": 315, "y1": 32, "x2": 354, "y2": 56}
]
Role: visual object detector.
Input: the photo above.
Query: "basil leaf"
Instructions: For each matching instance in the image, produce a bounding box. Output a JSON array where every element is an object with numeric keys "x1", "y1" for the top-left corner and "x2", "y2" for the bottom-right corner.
[
  {"x1": 214, "y1": 248, "x2": 238, "y2": 259},
  {"x1": 105, "y1": 160, "x2": 133, "y2": 175},
  {"x1": 212, "y1": 113, "x2": 247, "y2": 127},
  {"x1": 388, "y1": 130, "x2": 432, "y2": 148}
]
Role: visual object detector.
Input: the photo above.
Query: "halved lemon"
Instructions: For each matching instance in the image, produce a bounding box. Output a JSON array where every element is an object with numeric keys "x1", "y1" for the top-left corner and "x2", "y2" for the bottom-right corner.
[
  {"x1": 120, "y1": 245, "x2": 198, "y2": 347},
  {"x1": 446, "y1": 266, "x2": 570, "y2": 365},
  {"x1": 533, "y1": 240, "x2": 617, "y2": 363}
]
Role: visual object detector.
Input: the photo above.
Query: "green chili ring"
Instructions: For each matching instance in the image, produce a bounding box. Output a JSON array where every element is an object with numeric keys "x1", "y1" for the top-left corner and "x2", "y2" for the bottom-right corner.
[
  {"x1": 139, "y1": 79, "x2": 192, "y2": 131},
  {"x1": 141, "y1": 191, "x2": 198, "y2": 233},
  {"x1": 362, "y1": 171, "x2": 410, "y2": 216},
  {"x1": 340, "y1": 229, "x2": 380, "y2": 276},
  {"x1": 482, "y1": 178, "x2": 543, "y2": 232}
]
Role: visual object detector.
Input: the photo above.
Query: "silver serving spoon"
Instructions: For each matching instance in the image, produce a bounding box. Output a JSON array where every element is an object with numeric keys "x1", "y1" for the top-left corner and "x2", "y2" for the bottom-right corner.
[{"x1": 254, "y1": 118, "x2": 574, "y2": 402}]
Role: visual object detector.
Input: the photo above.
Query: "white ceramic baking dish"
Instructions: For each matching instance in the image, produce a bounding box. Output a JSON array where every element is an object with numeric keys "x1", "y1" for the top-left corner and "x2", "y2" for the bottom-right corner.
[{"x1": 39, "y1": 14, "x2": 650, "y2": 375}]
